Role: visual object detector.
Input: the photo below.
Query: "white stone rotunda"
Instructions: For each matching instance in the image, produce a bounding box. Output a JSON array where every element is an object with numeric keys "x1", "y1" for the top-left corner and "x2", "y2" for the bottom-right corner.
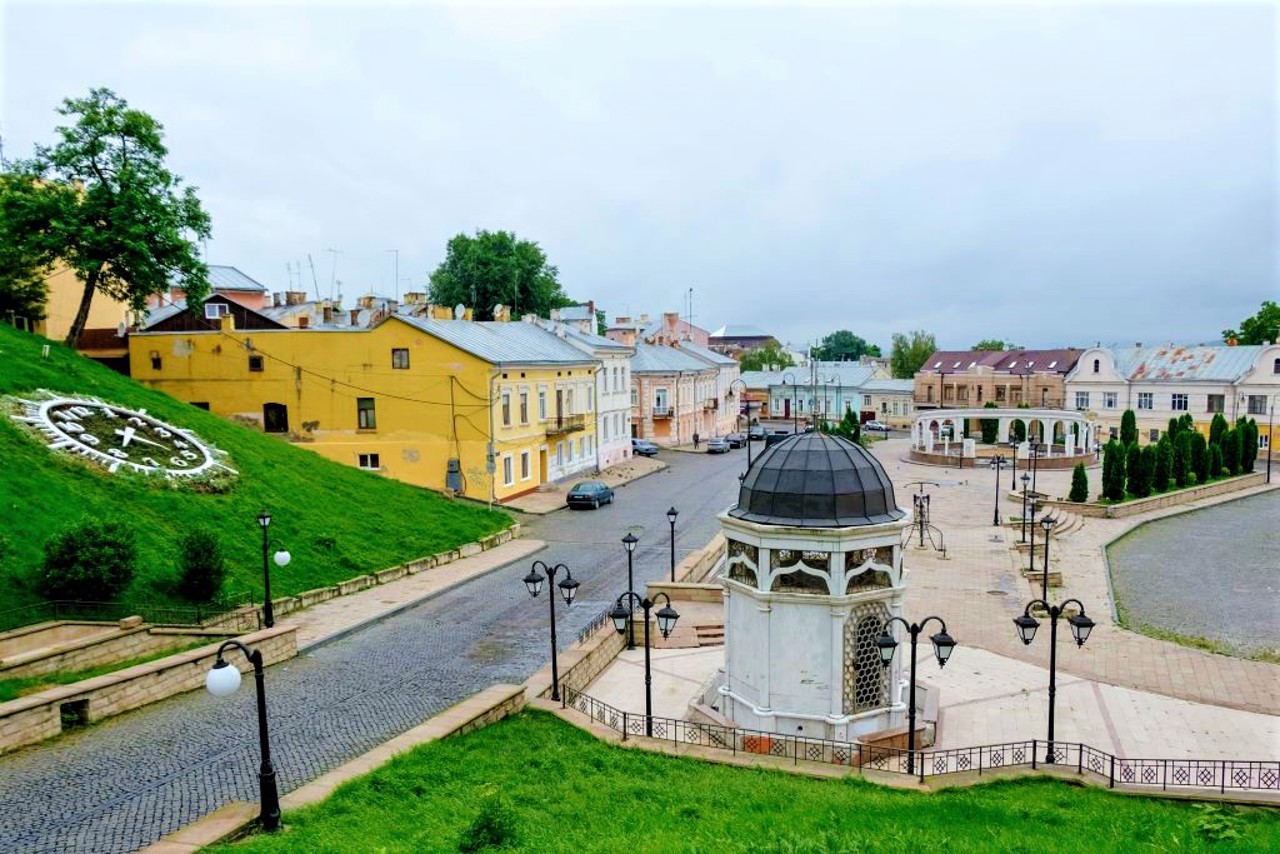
[{"x1": 718, "y1": 433, "x2": 912, "y2": 742}]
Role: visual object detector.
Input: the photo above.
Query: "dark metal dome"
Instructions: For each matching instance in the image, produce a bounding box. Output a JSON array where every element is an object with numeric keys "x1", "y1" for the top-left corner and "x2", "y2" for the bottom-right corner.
[{"x1": 729, "y1": 433, "x2": 905, "y2": 528}]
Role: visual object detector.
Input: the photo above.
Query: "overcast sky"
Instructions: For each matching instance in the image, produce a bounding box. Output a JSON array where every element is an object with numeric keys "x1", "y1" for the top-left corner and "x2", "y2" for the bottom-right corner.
[{"x1": 3, "y1": 2, "x2": 1276, "y2": 350}]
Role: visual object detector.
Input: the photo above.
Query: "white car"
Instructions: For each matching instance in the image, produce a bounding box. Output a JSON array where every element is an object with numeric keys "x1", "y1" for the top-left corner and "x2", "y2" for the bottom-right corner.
[{"x1": 864, "y1": 420, "x2": 891, "y2": 432}]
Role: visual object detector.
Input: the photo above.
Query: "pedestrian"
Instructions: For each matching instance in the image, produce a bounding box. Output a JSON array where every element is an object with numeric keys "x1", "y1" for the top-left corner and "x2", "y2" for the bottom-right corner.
[{"x1": 693, "y1": 432, "x2": 700, "y2": 450}]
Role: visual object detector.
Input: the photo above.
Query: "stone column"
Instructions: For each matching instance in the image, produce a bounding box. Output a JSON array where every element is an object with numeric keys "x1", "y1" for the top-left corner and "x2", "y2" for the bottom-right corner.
[
  {"x1": 830, "y1": 603, "x2": 845, "y2": 719},
  {"x1": 757, "y1": 600, "x2": 772, "y2": 712}
]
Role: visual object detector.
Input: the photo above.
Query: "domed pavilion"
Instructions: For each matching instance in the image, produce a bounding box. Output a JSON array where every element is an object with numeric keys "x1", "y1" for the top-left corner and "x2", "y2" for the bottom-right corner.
[{"x1": 718, "y1": 433, "x2": 912, "y2": 742}]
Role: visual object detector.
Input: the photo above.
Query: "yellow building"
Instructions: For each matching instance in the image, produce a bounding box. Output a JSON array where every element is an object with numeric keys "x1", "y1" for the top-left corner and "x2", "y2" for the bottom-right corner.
[
  {"x1": 35, "y1": 263, "x2": 133, "y2": 364},
  {"x1": 127, "y1": 312, "x2": 601, "y2": 503}
]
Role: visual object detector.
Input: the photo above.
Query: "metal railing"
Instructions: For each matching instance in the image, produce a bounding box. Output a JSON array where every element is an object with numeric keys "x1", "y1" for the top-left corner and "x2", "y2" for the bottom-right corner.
[
  {"x1": 651, "y1": 406, "x2": 672, "y2": 418},
  {"x1": 0, "y1": 593, "x2": 256, "y2": 634},
  {"x1": 546, "y1": 413, "x2": 587, "y2": 435},
  {"x1": 575, "y1": 604, "x2": 614, "y2": 645},
  {"x1": 561, "y1": 686, "x2": 1280, "y2": 793}
]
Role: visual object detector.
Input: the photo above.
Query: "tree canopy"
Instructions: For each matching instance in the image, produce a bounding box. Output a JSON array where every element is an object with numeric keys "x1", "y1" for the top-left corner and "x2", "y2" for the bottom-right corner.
[
  {"x1": 972, "y1": 339, "x2": 1018, "y2": 351},
  {"x1": 1222, "y1": 300, "x2": 1280, "y2": 346},
  {"x1": 427, "y1": 230, "x2": 574, "y2": 321},
  {"x1": 811, "y1": 330, "x2": 880, "y2": 362},
  {"x1": 2, "y1": 88, "x2": 211, "y2": 347},
  {"x1": 889, "y1": 330, "x2": 937, "y2": 378},
  {"x1": 0, "y1": 171, "x2": 64, "y2": 323},
  {"x1": 739, "y1": 341, "x2": 795, "y2": 372}
]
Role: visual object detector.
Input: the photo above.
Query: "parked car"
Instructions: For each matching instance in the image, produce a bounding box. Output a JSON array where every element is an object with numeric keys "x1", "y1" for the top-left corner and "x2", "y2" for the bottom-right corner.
[
  {"x1": 726, "y1": 433, "x2": 747, "y2": 448},
  {"x1": 706, "y1": 436, "x2": 731, "y2": 454},
  {"x1": 864, "y1": 420, "x2": 891, "y2": 433},
  {"x1": 748, "y1": 425, "x2": 766, "y2": 441},
  {"x1": 566, "y1": 480, "x2": 614, "y2": 509},
  {"x1": 631, "y1": 438, "x2": 659, "y2": 457}
]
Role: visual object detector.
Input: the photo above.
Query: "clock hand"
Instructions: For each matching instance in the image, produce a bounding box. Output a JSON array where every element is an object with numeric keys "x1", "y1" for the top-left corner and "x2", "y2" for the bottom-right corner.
[{"x1": 115, "y1": 427, "x2": 165, "y2": 449}]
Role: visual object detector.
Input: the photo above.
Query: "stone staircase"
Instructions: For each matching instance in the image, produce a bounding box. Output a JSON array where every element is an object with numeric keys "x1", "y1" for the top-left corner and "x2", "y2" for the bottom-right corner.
[{"x1": 695, "y1": 623, "x2": 725, "y2": 647}]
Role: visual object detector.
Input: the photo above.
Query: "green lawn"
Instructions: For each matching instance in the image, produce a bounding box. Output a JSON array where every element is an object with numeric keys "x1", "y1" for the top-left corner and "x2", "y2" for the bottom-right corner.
[
  {"x1": 217, "y1": 710, "x2": 1279, "y2": 853},
  {"x1": 0, "y1": 639, "x2": 214, "y2": 702},
  {"x1": 0, "y1": 323, "x2": 511, "y2": 611}
]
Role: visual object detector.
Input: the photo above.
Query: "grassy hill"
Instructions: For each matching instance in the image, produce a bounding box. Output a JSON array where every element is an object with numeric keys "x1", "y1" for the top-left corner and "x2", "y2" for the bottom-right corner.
[{"x1": 0, "y1": 322, "x2": 511, "y2": 612}]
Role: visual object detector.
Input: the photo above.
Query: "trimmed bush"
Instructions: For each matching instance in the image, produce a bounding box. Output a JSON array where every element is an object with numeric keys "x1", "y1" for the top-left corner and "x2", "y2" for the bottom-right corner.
[
  {"x1": 1209, "y1": 443, "x2": 1224, "y2": 479},
  {"x1": 1222, "y1": 428, "x2": 1241, "y2": 476},
  {"x1": 38, "y1": 518, "x2": 137, "y2": 601},
  {"x1": 1103, "y1": 440, "x2": 1126, "y2": 501},
  {"x1": 1173, "y1": 432, "x2": 1191, "y2": 488},
  {"x1": 176, "y1": 528, "x2": 228, "y2": 603},
  {"x1": 1209, "y1": 412, "x2": 1228, "y2": 446},
  {"x1": 1069, "y1": 463, "x2": 1089, "y2": 502},
  {"x1": 980, "y1": 401, "x2": 999, "y2": 444},
  {"x1": 1153, "y1": 436, "x2": 1173, "y2": 492},
  {"x1": 1120, "y1": 410, "x2": 1138, "y2": 446},
  {"x1": 1239, "y1": 418, "x2": 1258, "y2": 473},
  {"x1": 1190, "y1": 431, "x2": 1209, "y2": 483},
  {"x1": 1125, "y1": 442, "x2": 1144, "y2": 496}
]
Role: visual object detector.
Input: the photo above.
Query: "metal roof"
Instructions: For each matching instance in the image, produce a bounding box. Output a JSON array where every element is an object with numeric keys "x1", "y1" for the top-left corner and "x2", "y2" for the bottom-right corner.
[
  {"x1": 1109, "y1": 344, "x2": 1264, "y2": 382},
  {"x1": 143, "y1": 301, "x2": 188, "y2": 328},
  {"x1": 710, "y1": 324, "x2": 770, "y2": 339},
  {"x1": 206, "y1": 265, "x2": 268, "y2": 292},
  {"x1": 555, "y1": 304, "x2": 596, "y2": 322},
  {"x1": 677, "y1": 339, "x2": 739, "y2": 366},
  {"x1": 739, "y1": 370, "x2": 793, "y2": 388},
  {"x1": 860, "y1": 379, "x2": 915, "y2": 393},
  {"x1": 630, "y1": 342, "x2": 716, "y2": 373},
  {"x1": 527, "y1": 318, "x2": 633, "y2": 354},
  {"x1": 395, "y1": 317, "x2": 596, "y2": 365}
]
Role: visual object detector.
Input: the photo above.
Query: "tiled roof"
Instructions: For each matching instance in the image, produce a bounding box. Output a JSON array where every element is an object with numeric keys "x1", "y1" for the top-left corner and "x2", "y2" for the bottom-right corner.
[
  {"x1": 1109, "y1": 344, "x2": 1264, "y2": 382},
  {"x1": 394, "y1": 317, "x2": 595, "y2": 365},
  {"x1": 921, "y1": 348, "x2": 1082, "y2": 375}
]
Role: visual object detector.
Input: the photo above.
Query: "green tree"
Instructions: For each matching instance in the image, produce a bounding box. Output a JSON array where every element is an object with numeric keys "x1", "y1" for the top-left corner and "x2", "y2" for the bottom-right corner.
[
  {"x1": 428, "y1": 229, "x2": 573, "y2": 321},
  {"x1": 1222, "y1": 427, "x2": 1241, "y2": 475},
  {"x1": 979, "y1": 400, "x2": 999, "y2": 444},
  {"x1": 39, "y1": 517, "x2": 137, "y2": 600},
  {"x1": 1069, "y1": 463, "x2": 1089, "y2": 502},
  {"x1": 971, "y1": 339, "x2": 1018, "y2": 351},
  {"x1": 812, "y1": 330, "x2": 881, "y2": 362},
  {"x1": 1120, "y1": 410, "x2": 1138, "y2": 446},
  {"x1": 176, "y1": 528, "x2": 227, "y2": 603},
  {"x1": 739, "y1": 341, "x2": 796, "y2": 372},
  {"x1": 1190, "y1": 431, "x2": 1209, "y2": 483},
  {"x1": 831, "y1": 408, "x2": 862, "y2": 443},
  {"x1": 1208, "y1": 443, "x2": 1224, "y2": 479},
  {"x1": 1222, "y1": 300, "x2": 1280, "y2": 346},
  {"x1": 595, "y1": 309, "x2": 607, "y2": 337},
  {"x1": 1238, "y1": 418, "x2": 1258, "y2": 473},
  {"x1": 1173, "y1": 432, "x2": 1191, "y2": 488},
  {"x1": 1103, "y1": 440, "x2": 1126, "y2": 501},
  {"x1": 889, "y1": 330, "x2": 937, "y2": 379},
  {"x1": 1126, "y1": 442, "x2": 1144, "y2": 497},
  {"x1": 1209, "y1": 412, "x2": 1228, "y2": 446},
  {"x1": 1134, "y1": 445, "x2": 1157, "y2": 498},
  {"x1": 6, "y1": 88, "x2": 211, "y2": 348},
  {"x1": 0, "y1": 171, "x2": 69, "y2": 323},
  {"x1": 1153, "y1": 436, "x2": 1173, "y2": 492}
]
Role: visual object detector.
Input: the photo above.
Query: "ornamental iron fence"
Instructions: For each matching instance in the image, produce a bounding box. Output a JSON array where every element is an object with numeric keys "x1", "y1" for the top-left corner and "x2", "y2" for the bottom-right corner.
[
  {"x1": 562, "y1": 685, "x2": 1280, "y2": 794},
  {"x1": 0, "y1": 593, "x2": 256, "y2": 634}
]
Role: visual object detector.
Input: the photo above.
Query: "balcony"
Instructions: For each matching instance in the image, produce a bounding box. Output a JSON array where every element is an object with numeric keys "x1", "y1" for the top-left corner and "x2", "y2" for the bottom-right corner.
[
  {"x1": 651, "y1": 406, "x2": 672, "y2": 419},
  {"x1": 704, "y1": 398, "x2": 718, "y2": 410},
  {"x1": 546, "y1": 413, "x2": 586, "y2": 435}
]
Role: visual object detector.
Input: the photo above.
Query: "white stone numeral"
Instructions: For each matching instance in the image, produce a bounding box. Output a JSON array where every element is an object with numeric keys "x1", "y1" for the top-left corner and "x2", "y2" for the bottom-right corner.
[
  {"x1": 107, "y1": 448, "x2": 129, "y2": 459},
  {"x1": 155, "y1": 428, "x2": 172, "y2": 438},
  {"x1": 169, "y1": 456, "x2": 190, "y2": 468},
  {"x1": 141, "y1": 456, "x2": 161, "y2": 467},
  {"x1": 80, "y1": 433, "x2": 101, "y2": 446}
]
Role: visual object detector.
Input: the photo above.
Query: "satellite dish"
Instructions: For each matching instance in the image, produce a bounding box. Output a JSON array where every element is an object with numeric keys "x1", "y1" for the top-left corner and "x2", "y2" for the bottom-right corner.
[{"x1": 454, "y1": 303, "x2": 465, "y2": 319}]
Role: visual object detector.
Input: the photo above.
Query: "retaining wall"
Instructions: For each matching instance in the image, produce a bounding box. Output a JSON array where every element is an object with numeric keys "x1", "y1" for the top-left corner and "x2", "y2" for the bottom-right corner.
[
  {"x1": 0, "y1": 622, "x2": 232, "y2": 680},
  {"x1": 1041, "y1": 473, "x2": 1265, "y2": 518}
]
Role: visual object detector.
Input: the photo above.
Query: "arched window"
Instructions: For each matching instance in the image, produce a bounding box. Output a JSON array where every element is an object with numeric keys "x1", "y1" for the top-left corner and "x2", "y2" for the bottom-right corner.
[
  {"x1": 1273, "y1": 357, "x2": 1279, "y2": 374},
  {"x1": 1093, "y1": 359, "x2": 1100, "y2": 374}
]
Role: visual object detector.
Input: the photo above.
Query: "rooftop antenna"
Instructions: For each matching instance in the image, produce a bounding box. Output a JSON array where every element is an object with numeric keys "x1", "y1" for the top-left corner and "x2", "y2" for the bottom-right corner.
[
  {"x1": 307, "y1": 253, "x2": 321, "y2": 300},
  {"x1": 324, "y1": 248, "x2": 341, "y2": 300}
]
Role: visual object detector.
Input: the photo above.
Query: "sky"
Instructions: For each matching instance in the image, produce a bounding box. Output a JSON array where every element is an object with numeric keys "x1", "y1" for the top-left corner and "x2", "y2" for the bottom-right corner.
[{"x1": 2, "y1": 1, "x2": 1276, "y2": 351}]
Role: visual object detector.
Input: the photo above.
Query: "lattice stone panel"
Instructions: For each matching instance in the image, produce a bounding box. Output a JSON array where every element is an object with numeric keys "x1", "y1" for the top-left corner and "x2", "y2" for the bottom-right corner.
[
  {"x1": 727, "y1": 539, "x2": 758, "y2": 566},
  {"x1": 845, "y1": 569, "x2": 892, "y2": 593},
  {"x1": 771, "y1": 569, "x2": 830, "y2": 595},
  {"x1": 728, "y1": 562, "x2": 758, "y2": 586},
  {"x1": 843, "y1": 602, "x2": 891, "y2": 714}
]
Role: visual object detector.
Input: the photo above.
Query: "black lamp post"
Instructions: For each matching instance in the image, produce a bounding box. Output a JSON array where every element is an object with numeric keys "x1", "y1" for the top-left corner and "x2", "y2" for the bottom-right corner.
[
  {"x1": 1019, "y1": 473, "x2": 1031, "y2": 542},
  {"x1": 610, "y1": 591, "x2": 680, "y2": 737},
  {"x1": 256, "y1": 512, "x2": 291, "y2": 629},
  {"x1": 206, "y1": 640, "x2": 281, "y2": 832},
  {"x1": 1010, "y1": 441, "x2": 1018, "y2": 490},
  {"x1": 781, "y1": 371, "x2": 799, "y2": 434},
  {"x1": 522, "y1": 560, "x2": 579, "y2": 702},
  {"x1": 621, "y1": 532, "x2": 638, "y2": 649},
  {"x1": 1027, "y1": 500, "x2": 1040, "y2": 576},
  {"x1": 991, "y1": 454, "x2": 1006, "y2": 526},
  {"x1": 730, "y1": 378, "x2": 753, "y2": 469},
  {"x1": 1030, "y1": 441, "x2": 1041, "y2": 495},
  {"x1": 666, "y1": 507, "x2": 679, "y2": 582},
  {"x1": 1039, "y1": 516, "x2": 1054, "y2": 601},
  {"x1": 876, "y1": 616, "x2": 957, "y2": 774},
  {"x1": 1014, "y1": 598, "x2": 1096, "y2": 764}
]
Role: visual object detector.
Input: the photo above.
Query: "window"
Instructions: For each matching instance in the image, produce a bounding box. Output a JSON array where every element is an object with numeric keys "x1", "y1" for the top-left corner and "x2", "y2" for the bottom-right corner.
[
  {"x1": 520, "y1": 451, "x2": 531, "y2": 480},
  {"x1": 881, "y1": 401, "x2": 888, "y2": 413},
  {"x1": 1274, "y1": 358, "x2": 1280, "y2": 375},
  {"x1": 538, "y1": 388, "x2": 547, "y2": 421},
  {"x1": 263, "y1": 402, "x2": 289, "y2": 433},
  {"x1": 149, "y1": 351, "x2": 162, "y2": 370},
  {"x1": 926, "y1": 387, "x2": 934, "y2": 402},
  {"x1": 601, "y1": 369, "x2": 608, "y2": 394},
  {"x1": 654, "y1": 388, "x2": 668, "y2": 413},
  {"x1": 556, "y1": 442, "x2": 564, "y2": 466},
  {"x1": 502, "y1": 455, "x2": 513, "y2": 486},
  {"x1": 567, "y1": 441, "x2": 574, "y2": 462},
  {"x1": 357, "y1": 397, "x2": 376, "y2": 429},
  {"x1": 566, "y1": 388, "x2": 575, "y2": 414},
  {"x1": 1149, "y1": 428, "x2": 1160, "y2": 442},
  {"x1": 588, "y1": 386, "x2": 594, "y2": 411},
  {"x1": 1104, "y1": 392, "x2": 1117, "y2": 409},
  {"x1": 995, "y1": 386, "x2": 1006, "y2": 402},
  {"x1": 249, "y1": 354, "x2": 264, "y2": 372},
  {"x1": 519, "y1": 391, "x2": 529, "y2": 423},
  {"x1": 631, "y1": 388, "x2": 638, "y2": 406},
  {"x1": 1109, "y1": 426, "x2": 1118, "y2": 440},
  {"x1": 1171, "y1": 393, "x2": 1188, "y2": 411},
  {"x1": 1075, "y1": 391, "x2": 1090, "y2": 410},
  {"x1": 1137, "y1": 392, "x2": 1153, "y2": 410},
  {"x1": 1207, "y1": 394, "x2": 1224, "y2": 413},
  {"x1": 1092, "y1": 359, "x2": 1100, "y2": 374},
  {"x1": 190, "y1": 401, "x2": 210, "y2": 410},
  {"x1": 391, "y1": 348, "x2": 409, "y2": 369},
  {"x1": 501, "y1": 391, "x2": 511, "y2": 426},
  {"x1": 1248, "y1": 395, "x2": 1267, "y2": 415},
  {"x1": 205, "y1": 302, "x2": 229, "y2": 319},
  {"x1": 358, "y1": 453, "x2": 380, "y2": 469}
]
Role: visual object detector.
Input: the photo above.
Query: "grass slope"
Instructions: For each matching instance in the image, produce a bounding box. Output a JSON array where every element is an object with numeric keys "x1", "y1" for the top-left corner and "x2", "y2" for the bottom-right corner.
[
  {"x1": 0, "y1": 323, "x2": 510, "y2": 610},
  {"x1": 219, "y1": 710, "x2": 1279, "y2": 853}
]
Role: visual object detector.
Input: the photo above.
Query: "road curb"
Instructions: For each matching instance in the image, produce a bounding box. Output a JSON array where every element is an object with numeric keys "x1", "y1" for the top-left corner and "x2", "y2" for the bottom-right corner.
[{"x1": 504, "y1": 460, "x2": 671, "y2": 516}]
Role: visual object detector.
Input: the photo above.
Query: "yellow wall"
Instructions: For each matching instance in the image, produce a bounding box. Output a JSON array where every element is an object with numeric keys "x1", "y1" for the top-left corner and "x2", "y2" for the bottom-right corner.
[
  {"x1": 35, "y1": 263, "x2": 132, "y2": 342},
  {"x1": 127, "y1": 316, "x2": 597, "y2": 502}
]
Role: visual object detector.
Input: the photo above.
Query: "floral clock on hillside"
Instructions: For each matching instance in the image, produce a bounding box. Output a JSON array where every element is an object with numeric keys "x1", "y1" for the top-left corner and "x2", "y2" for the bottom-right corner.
[{"x1": 9, "y1": 392, "x2": 236, "y2": 481}]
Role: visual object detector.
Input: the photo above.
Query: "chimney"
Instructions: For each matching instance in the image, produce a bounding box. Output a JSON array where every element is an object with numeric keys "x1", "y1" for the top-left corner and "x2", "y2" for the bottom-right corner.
[
  {"x1": 639, "y1": 313, "x2": 650, "y2": 324},
  {"x1": 298, "y1": 315, "x2": 310, "y2": 329},
  {"x1": 350, "y1": 309, "x2": 361, "y2": 326},
  {"x1": 273, "y1": 292, "x2": 284, "y2": 307},
  {"x1": 493, "y1": 304, "x2": 510, "y2": 322},
  {"x1": 463, "y1": 308, "x2": 474, "y2": 321},
  {"x1": 286, "y1": 291, "x2": 307, "y2": 306},
  {"x1": 615, "y1": 315, "x2": 631, "y2": 326},
  {"x1": 432, "y1": 305, "x2": 454, "y2": 320},
  {"x1": 550, "y1": 308, "x2": 561, "y2": 321},
  {"x1": 219, "y1": 314, "x2": 235, "y2": 332},
  {"x1": 616, "y1": 329, "x2": 637, "y2": 347},
  {"x1": 322, "y1": 304, "x2": 334, "y2": 324},
  {"x1": 358, "y1": 295, "x2": 375, "y2": 310},
  {"x1": 388, "y1": 300, "x2": 399, "y2": 313},
  {"x1": 405, "y1": 291, "x2": 426, "y2": 305}
]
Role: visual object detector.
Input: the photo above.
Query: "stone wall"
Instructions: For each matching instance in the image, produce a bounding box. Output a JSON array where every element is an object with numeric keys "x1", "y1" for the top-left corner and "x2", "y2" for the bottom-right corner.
[
  {"x1": 1041, "y1": 473, "x2": 1265, "y2": 519},
  {"x1": 445, "y1": 684, "x2": 527, "y2": 739},
  {"x1": 0, "y1": 626, "x2": 296, "y2": 754},
  {"x1": 1, "y1": 624, "x2": 231, "y2": 680}
]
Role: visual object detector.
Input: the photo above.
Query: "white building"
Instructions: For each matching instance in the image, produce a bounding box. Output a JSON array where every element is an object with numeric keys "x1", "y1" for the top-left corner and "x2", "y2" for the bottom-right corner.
[
  {"x1": 1066, "y1": 343, "x2": 1280, "y2": 450},
  {"x1": 719, "y1": 434, "x2": 914, "y2": 743},
  {"x1": 533, "y1": 312, "x2": 636, "y2": 471},
  {"x1": 766, "y1": 362, "x2": 889, "y2": 424}
]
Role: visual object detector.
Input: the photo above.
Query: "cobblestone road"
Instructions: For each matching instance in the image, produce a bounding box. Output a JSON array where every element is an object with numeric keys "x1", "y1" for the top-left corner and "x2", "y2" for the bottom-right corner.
[{"x1": 0, "y1": 449, "x2": 744, "y2": 853}]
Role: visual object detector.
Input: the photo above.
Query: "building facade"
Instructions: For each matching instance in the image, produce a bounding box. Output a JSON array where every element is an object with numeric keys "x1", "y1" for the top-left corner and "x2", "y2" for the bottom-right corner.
[
  {"x1": 914, "y1": 349, "x2": 1082, "y2": 411},
  {"x1": 127, "y1": 313, "x2": 600, "y2": 503},
  {"x1": 1065, "y1": 343, "x2": 1280, "y2": 450},
  {"x1": 860, "y1": 379, "x2": 916, "y2": 427},
  {"x1": 766, "y1": 362, "x2": 888, "y2": 424}
]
